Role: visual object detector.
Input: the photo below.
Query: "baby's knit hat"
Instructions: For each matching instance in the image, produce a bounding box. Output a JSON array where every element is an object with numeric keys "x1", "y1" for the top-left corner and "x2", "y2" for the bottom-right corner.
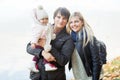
[{"x1": 35, "y1": 5, "x2": 48, "y2": 20}]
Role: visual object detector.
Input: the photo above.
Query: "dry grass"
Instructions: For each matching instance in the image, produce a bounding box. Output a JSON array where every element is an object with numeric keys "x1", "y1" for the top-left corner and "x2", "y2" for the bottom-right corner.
[
  {"x1": 102, "y1": 56, "x2": 120, "y2": 80},
  {"x1": 69, "y1": 57, "x2": 120, "y2": 80}
]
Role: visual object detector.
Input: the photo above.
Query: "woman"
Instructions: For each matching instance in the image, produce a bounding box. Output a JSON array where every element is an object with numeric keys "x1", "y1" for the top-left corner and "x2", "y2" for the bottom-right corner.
[
  {"x1": 26, "y1": 7, "x2": 75, "y2": 80},
  {"x1": 67, "y1": 12, "x2": 101, "y2": 80}
]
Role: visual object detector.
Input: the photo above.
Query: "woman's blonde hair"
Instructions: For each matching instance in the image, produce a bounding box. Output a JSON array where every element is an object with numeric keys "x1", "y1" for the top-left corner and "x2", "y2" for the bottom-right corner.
[{"x1": 67, "y1": 12, "x2": 94, "y2": 47}]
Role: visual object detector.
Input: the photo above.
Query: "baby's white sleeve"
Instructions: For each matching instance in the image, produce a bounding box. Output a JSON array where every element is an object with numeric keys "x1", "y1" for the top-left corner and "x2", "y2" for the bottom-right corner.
[{"x1": 31, "y1": 26, "x2": 42, "y2": 44}]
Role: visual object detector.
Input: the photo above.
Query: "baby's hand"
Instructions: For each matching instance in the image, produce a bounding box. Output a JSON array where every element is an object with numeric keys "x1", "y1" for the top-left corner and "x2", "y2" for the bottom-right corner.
[{"x1": 38, "y1": 39, "x2": 46, "y2": 47}]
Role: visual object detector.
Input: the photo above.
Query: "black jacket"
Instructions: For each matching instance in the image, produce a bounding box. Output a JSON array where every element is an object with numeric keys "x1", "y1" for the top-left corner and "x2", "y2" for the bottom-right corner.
[
  {"x1": 69, "y1": 37, "x2": 101, "y2": 80},
  {"x1": 83, "y1": 37, "x2": 101, "y2": 80},
  {"x1": 26, "y1": 27, "x2": 75, "y2": 80}
]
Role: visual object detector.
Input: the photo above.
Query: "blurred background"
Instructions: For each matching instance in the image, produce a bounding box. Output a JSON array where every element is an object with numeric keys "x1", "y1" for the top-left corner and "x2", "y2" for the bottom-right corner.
[{"x1": 0, "y1": 0, "x2": 120, "y2": 80}]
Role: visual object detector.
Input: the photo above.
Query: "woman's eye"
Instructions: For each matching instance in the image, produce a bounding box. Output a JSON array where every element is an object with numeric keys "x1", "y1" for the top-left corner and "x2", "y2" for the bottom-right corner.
[{"x1": 69, "y1": 21, "x2": 73, "y2": 24}]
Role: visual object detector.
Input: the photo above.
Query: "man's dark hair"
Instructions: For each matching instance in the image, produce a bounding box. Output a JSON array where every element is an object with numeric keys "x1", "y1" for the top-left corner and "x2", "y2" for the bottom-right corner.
[{"x1": 53, "y1": 7, "x2": 70, "y2": 21}]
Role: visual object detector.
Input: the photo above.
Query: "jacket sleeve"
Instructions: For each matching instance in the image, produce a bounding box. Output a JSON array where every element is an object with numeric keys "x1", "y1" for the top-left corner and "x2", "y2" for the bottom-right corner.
[
  {"x1": 51, "y1": 39, "x2": 75, "y2": 66},
  {"x1": 26, "y1": 42, "x2": 43, "y2": 58},
  {"x1": 90, "y1": 38, "x2": 102, "y2": 80}
]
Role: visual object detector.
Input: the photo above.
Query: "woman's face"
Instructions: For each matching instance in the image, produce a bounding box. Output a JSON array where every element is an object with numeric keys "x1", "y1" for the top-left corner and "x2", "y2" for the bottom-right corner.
[
  {"x1": 54, "y1": 13, "x2": 68, "y2": 29},
  {"x1": 69, "y1": 16, "x2": 83, "y2": 32}
]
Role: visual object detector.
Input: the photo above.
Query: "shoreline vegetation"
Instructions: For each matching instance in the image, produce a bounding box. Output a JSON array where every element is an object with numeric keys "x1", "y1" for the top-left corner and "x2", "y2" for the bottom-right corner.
[
  {"x1": 102, "y1": 56, "x2": 120, "y2": 80},
  {"x1": 70, "y1": 56, "x2": 120, "y2": 80}
]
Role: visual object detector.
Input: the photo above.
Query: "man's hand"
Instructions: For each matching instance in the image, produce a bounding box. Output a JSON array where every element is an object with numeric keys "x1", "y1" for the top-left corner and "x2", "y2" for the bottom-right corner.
[{"x1": 42, "y1": 50, "x2": 56, "y2": 62}]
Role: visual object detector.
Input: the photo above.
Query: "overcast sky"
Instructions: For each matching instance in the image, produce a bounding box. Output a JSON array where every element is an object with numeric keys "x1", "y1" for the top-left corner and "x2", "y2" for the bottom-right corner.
[{"x1": 0, "y1": 0, "x2": 120, "y2": 32}]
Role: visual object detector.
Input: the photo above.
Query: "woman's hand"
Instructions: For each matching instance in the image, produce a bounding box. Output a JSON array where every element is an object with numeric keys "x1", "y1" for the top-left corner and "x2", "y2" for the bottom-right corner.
[{"x1": 42, "y1": 50, "x2": 56, "y2": 62}]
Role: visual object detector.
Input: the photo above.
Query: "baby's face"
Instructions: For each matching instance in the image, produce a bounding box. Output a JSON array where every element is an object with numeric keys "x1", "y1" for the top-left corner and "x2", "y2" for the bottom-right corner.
[{"x1": 39, "y1": 18, "x2": 48, "y2": 25}]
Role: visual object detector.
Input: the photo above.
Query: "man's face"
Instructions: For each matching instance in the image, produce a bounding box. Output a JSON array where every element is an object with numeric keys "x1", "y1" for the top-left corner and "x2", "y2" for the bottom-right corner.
[{"x1": 54, "y1": 13, "x2": 68, "y2": 29}]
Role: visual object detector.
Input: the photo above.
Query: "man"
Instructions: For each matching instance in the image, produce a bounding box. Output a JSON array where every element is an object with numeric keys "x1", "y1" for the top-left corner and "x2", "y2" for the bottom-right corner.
[{"x1": 27, "y1": 7, "x2": 75, "y2": 80}]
